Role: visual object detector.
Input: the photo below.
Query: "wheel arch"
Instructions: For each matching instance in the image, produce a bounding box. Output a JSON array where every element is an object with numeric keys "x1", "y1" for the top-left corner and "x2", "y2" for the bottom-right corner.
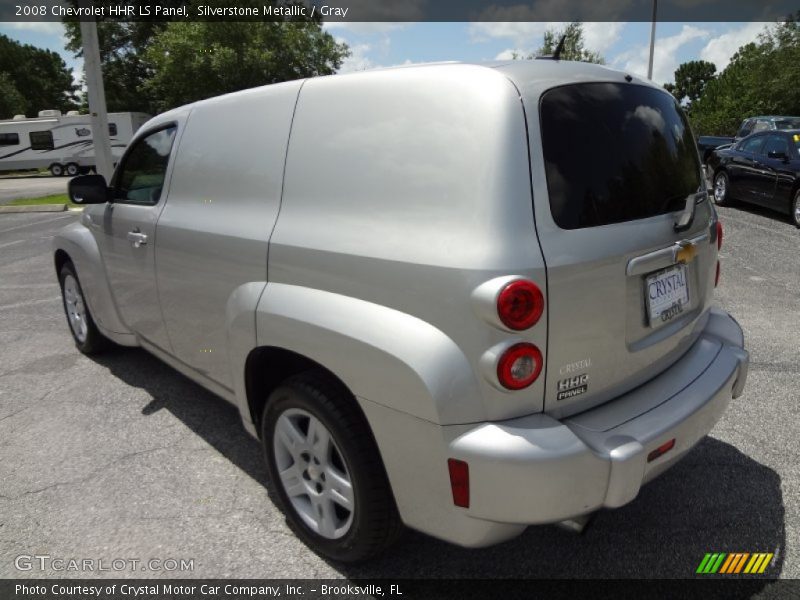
[
  {"x1": 251, "y1": 283, "x2": 486, "y2": 426},
  {"x1": 52, "y1": 221, "x2": 134, "y2": 341},
  {"x1": 245, "y1": 346, "x2": 353, "y2": 436}
]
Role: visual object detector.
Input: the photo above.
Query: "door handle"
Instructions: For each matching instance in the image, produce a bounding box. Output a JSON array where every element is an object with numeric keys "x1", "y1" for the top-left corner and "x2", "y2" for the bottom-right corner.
[{"x1": 127, "y1": 229, "x2": 148, "y2": 247}]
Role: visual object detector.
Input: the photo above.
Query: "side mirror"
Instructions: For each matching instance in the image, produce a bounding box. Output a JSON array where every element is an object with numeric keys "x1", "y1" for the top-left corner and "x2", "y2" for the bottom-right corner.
[
  {"x1": 767, "y1": 150, "x2": 788, "y2": 161},
  {"x1": 68, "y1": 174, "x2": 111, "y2": 204}
]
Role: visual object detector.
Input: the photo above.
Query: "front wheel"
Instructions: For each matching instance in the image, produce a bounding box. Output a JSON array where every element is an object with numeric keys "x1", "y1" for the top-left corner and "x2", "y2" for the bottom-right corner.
[
  {"x1": 58, "y1": 262, "x2": 110, "y2": 354},
  {"x1": 262, "y1": 372, "x2": 402, "y2": 562},
  {"x1": 713, "y1": 171, "x2": 734, "y2": 206},
  {"x1": 49, "y1": 163, "x2": 64, "y2": 177},
  {"x1": 792, "y1": 190, "x2": 800, "y2": 228}
]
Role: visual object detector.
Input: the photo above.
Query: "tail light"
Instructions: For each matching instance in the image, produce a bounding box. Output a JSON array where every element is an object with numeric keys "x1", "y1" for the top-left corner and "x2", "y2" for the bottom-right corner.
[
  {"x1": 497, "y1": 343, "x2": 543, "y2": 390},
  {"x1": 716, "y1": 221, "x2": 723, "y2": 250},
  {"x1": 497, "y1": 280, "x2": 544, "y2": 330},
  {"x1": 447, "y1": 459, "x2": 469, "y2": 508},
  {"x1": 647, "y1": 438, "x2": 676, "y2": 463}
]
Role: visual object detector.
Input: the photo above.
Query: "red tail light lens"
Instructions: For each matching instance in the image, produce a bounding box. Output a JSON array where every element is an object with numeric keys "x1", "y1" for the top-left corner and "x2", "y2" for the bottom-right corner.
[
  {"x1": 497, "y1": 280, "x2": 544, "y2": 330},
  {"x1": 647, "y1": 438, "x2": 676, "y2": 463},
  {"x1": 447, "y1": 459, "x2": 470, "y2": 508},
  {"x1": 497, "y1": 343, "x2": 543, "y2": 390},
  {"x1": 716, "y1": 221, "x2": 723, "y2": 250}
]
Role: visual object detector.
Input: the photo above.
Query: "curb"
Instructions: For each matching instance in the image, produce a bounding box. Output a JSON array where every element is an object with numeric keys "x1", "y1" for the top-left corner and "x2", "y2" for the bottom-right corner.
[{"x1": 0, "y1": 204, "x2": 67, "y2": 213}]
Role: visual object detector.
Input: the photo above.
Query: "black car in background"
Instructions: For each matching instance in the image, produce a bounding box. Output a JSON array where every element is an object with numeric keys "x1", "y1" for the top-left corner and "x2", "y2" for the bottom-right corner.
[{"x1": 706, "y1": 129, "x2": 800, "y2": 227}]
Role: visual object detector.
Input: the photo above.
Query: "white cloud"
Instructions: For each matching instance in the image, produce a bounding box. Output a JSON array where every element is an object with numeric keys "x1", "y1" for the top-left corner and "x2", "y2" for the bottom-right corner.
[
  {"x1": 471, "y1": 21, "x2": 625, "y2": 58},
  {"x1": 71, "y1": 61, "x2": 85, "y2": 90},
  {"x1": 582, "y1": 22, "x2": 626, "y2": 54},
  {"x1": 337, "y1": 42, "x2": 378, "y2": 73},
  {"x1": 495, "y1": 48, "x2": 525, "y2": 60},
  {"x1": 614, "y1": 24, "x2": 709, "y2": 85},
  {"x1": 700, "y1": 22, "x2": 769, "y2": 72},
  {"x1": 469, "y1": 22, "x2": 550, "y2": 47},
  {"x1": 0, "y1": 21, "x2": 64, "y2": 35}
]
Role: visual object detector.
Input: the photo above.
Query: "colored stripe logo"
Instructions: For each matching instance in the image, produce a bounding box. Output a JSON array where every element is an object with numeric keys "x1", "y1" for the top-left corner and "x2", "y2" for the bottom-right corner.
[{"x1": 696, "y1": 552, "x2": 774, "y2": 574}]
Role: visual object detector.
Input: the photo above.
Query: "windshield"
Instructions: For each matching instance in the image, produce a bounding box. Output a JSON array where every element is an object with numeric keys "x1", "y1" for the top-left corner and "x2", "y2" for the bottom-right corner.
[{"x1": 540, "y1": 83, "x2": 702, "y2": 230}]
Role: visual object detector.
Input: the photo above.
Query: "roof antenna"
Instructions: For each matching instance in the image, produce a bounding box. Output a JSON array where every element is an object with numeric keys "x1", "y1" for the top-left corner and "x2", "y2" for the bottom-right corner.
[{"x1": 536, "y1": 34, "x2": 568, "y2": 61}]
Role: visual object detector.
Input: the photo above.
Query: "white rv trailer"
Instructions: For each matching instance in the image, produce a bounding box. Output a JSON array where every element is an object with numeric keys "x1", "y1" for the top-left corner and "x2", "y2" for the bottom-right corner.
[{"x1": 0, "y1": 110, "x2": 151, "y2": 176}]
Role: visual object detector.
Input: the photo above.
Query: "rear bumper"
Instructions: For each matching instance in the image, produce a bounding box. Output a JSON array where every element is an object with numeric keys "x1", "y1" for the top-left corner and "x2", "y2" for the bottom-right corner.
[{"x1": 363, "y1": 308, "x2": 748, "y2": 547}]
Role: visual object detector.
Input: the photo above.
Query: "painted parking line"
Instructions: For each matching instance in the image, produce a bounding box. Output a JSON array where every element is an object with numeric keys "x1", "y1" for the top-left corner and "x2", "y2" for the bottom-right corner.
[{"x1": 0, "y1": 214, "x2": 76, "y2": 235}]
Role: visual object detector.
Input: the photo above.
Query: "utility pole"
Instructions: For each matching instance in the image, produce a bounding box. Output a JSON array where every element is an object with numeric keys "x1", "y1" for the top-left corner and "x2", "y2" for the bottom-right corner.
[
  {"x1": 647, "y1": 0, "x2": 658, "y2": 80},
  {"x1": 79, "y1": 12, "x2": 114, "y2": 181}
]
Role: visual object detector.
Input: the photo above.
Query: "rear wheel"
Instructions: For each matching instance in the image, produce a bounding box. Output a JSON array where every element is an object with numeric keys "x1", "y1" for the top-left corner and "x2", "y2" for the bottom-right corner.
[
  {"x1": 792, "y1": 190, "x2": 800, "y2": 228},
  {"x1": 58, "y1": 262, "x2": 110, "y2": 355},
  {"x1": 65, "y1": 163, "x2": 80, "y2": 177},
  {"x1": 262, "y1": 372, "x2": 402, "y2": 562},
  {"x1": 49, "y1": 163, "x2": 64, "y2": 177},
  {"x1": 713, "y1": 171, "x2": 732, "y2": 206}
]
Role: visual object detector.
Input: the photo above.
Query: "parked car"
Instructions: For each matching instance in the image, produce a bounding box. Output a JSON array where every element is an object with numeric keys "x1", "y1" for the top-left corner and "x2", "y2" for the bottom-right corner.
[
  {"x1": 54, "y1": 61, "x2": 749, "y2": 562},
  {"x1": 737, "y1": 115, "x2": 800, "y2": 139},
  {"x1": 696, "y1": 116, "x2": 800, "y2": 165},
  {"x1": 707, "y1": 129, "x2": 800, "y2": 227}
]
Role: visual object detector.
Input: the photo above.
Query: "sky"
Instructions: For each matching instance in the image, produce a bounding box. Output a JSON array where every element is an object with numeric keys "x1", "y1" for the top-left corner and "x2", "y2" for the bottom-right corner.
[{"x1": 0, "y1": 20, "x2": 774, "y2": 94}]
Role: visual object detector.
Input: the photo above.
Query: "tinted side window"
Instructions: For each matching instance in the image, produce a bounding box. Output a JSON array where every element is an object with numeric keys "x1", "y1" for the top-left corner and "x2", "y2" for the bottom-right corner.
[
  {"x1": 0, "y1": 133, "x2": 19, "y2": 146},
  {"x1": 762, "y1": 134, "x2": 789, "y2": 157},
  {"x1": 30, "y1": 131, "x2": 54, "y2": 150},
  {"x1": 540, "y1": 83, "x2": 701, "y2": 229},
  {"x1": 114, "y1": 126, "x2": 177, "y2": 205},
  {"x1": 739, "y1": 136, "x2": 765, "y2": 153}
]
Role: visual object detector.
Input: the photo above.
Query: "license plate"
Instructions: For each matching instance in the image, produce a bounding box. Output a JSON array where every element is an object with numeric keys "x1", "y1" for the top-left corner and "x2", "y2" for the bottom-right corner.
[{"x1": 646, "y1": 264, "x2": 689, "y2": 326}]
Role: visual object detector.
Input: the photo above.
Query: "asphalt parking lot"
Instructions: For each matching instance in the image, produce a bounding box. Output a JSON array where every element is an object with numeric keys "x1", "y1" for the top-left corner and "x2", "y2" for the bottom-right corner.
[
  {"x1": 0, "y1": 174, "x2": 67, "y2": 203},
  {"x1": 0, "y1": 204, "x2": 797, "y2": 586}
]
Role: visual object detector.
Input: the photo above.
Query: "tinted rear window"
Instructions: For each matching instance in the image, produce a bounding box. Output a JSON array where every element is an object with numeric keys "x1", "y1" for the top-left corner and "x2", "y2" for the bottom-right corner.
[{"x1": 540, "y1": 83, "x2": 702, "y2": 230}]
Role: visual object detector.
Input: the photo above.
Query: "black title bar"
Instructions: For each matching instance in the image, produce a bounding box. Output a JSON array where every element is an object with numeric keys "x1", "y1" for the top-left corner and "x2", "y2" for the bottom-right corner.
[{"x1": 2, "y1": 0, "x2": 799, "y2": 23}]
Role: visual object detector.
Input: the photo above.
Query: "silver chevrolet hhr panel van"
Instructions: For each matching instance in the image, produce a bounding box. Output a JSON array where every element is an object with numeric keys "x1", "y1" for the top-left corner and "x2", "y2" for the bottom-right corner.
[{"x1": 54, "y1": 61, "x2": 749, "y2": 562}]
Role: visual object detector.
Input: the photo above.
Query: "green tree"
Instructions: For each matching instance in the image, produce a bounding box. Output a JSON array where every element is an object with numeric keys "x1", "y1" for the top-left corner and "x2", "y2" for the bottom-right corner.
[
  {"x1": 689, "y1": 17, "x2": 800, "y2": 135},
  {"x1": 514, "y1": 22, "x2": 604, "y2": 63},
  {"x1": 0, "y1": 72, "x2": 27, "y2": 119},
  {"x1": 142, "y1": 20, "x2": 349, "y2": 112},
  {"x1": 64, "y1": 2, "x2": 349, "y2": 115},
  {"x1": 0, "y1": 34, "x2": 78, "y2": 118},
  {"x1": 665, "y1": 60, "x2": 717, "y2": 108},
  {"x1": 63, "y1": 20, "x2": 173, "y2": 114}
]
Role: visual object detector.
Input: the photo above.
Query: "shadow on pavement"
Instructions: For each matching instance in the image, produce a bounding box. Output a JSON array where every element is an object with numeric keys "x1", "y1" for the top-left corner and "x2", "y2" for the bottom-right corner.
[{"x1": 92, "y1": 347, "x2": 785, "y2": 582}]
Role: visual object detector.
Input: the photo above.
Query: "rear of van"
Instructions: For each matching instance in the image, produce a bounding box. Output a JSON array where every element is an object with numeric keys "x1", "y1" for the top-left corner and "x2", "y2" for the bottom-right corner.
[
  {"x1": 267, "y1": 61, "x2": 749, "y2": 549},
  {"x1": 438, "y1": 62, "x2": 749, "y2": 541}
]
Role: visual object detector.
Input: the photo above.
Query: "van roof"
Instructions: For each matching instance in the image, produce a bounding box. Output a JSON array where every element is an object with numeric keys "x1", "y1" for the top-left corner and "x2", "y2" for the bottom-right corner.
[
  {"x1": 346, "y1": 59, "x2": 657, "y2": 91},
  {"x1": 147, "y1": 60, "x2": 665, "y2": 132}
]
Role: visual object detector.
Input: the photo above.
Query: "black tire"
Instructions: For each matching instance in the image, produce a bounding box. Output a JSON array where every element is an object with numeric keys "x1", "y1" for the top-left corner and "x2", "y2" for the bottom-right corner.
[
  {"x1": 262, "y1": 371, "x2": 403, "y2": 562},
  {"x1": 49, "y1": 163, "x2": 64, "y2": 177},
  {"x1": 65, "y1": 163, "x2": 80, "y2": 177},
  {"x1": 712, "y1": 170, "x2": 735, "y2": 206},
  {"x1": 58, "y1": 262, "x2": 111, "y2": 355},
  {"x1": 792, "y1": 189, "x2": 800, "y2": 228}
]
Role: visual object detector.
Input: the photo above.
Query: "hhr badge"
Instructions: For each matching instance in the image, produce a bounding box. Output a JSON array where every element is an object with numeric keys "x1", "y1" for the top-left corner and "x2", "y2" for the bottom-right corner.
[{"x1": 557, "y1": 373, "x2": 589, "y2": 401}]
